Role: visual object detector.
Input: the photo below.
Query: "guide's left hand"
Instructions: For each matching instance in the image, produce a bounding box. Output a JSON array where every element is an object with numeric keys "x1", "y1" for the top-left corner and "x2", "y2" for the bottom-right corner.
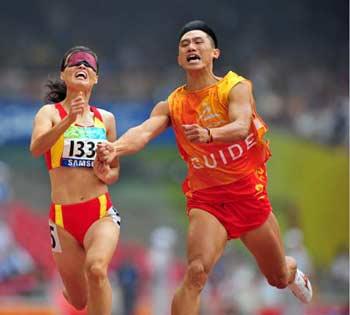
[{"x1": 182, "y1": 124, "x2": 211, "y2": 143}]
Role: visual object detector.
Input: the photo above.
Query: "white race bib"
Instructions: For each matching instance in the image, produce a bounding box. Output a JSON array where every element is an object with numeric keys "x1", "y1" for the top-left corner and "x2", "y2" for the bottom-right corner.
[{"x1": 61, "y1": 138, "x2": 103, "y2": 168}]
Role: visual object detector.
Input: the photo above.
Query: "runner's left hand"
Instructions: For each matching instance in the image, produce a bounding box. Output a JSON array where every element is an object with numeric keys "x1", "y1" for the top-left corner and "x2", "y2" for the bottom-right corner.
[{"x1": 93, "y1": 158, "x2": 111, "y2": 181}]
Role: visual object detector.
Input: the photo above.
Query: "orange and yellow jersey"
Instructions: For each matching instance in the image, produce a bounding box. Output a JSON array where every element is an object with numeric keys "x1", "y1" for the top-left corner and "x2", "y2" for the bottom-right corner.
[
  {"x1": 44, "y1": 103, "x2": 107, "y2": 170},
  {"x1": 168, "y1": 71, "x2": 271, "y2": 194}
]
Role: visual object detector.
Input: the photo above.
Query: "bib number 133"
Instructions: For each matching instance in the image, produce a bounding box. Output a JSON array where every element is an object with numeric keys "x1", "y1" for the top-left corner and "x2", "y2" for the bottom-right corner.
[{"x1": 68, "y1": 140, "x2": 97, "y2": 159}]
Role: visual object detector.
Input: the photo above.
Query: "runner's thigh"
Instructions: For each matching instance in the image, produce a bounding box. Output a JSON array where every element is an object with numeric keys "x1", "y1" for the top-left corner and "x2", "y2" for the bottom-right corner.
[
  {"x1": 50, "y1": 221, "x2": 87, "y2": 303},
  {"x1": 240, "y1": 212, "x2": 286, "y2": 277},
  {"x1": 84, "y1": 217, "x2": 120, "y2": 266},
  {"x1": 187, "y1": 208, "x2": 228, "y2": 269}
]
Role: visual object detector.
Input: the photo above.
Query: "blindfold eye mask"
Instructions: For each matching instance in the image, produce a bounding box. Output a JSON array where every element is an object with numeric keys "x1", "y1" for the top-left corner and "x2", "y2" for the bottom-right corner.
[{"x1": 65, "y1": 52, "x2": 98, "y2": 73}]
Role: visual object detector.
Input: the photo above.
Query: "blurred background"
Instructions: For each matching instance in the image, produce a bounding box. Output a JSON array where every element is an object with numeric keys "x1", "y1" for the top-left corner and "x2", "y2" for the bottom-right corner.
[{"x1": 0, "y1": 0, "x2": 348, "y2": 314}]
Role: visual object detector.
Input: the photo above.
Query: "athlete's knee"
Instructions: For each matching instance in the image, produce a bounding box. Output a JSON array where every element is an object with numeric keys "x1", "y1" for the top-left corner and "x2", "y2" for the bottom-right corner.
[
  {"x1": 85, "y1": 259, "x2": 108, "y2": 284},
  {"x1": 185, "y1": 259, "x2": 209, "y2": 292},
  {"x1": 64, "y1": 290, "x2": 87, "y2": 310},
  {"x1": 70, "y1": 299, "x2": 87, "y2": 311},
  {"x1": 266, "y1": 271, "x2": 289, "y2": 289}
]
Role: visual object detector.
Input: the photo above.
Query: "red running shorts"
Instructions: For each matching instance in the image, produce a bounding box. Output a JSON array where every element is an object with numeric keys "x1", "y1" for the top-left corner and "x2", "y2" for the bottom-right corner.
[
  {"x1": 186, "y1": 166, "x2": 272, "y2": 239},
  {"x1": 49, "y1": 192, "x2": 120, "y2": 247}
]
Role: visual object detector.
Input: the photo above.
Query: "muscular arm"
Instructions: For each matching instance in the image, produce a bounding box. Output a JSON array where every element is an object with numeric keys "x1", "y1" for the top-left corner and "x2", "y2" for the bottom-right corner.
[
  {"x1": 210, "y1": 81, "x2": 253, "y2": 142},
  {"x1": 113, "y1": 101, "x2": 170, "y2": 156},
  {"x1": 182, "y1": 81, "x2": 253, "y2": 143},
  {"x1": 96, "y1": 101, "x2": 170, "y2": 164},
  {"x1": 30, "y1": 105, "x2": 74, "y2": 157}
]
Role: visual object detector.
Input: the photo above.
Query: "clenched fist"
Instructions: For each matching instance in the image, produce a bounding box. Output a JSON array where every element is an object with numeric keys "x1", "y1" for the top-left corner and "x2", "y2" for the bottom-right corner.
[
  {"x1": 96, "y1": 142, "x2": 117, "y2": 164},
  {"x1": 182, "y1": 124, "x2": 212, "y2": 143}
]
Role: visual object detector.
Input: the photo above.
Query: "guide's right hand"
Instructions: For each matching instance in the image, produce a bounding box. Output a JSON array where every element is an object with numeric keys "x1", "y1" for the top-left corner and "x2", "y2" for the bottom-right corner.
[{"x1": 96, "y1": 142, "x2": 117, "y2": 165}]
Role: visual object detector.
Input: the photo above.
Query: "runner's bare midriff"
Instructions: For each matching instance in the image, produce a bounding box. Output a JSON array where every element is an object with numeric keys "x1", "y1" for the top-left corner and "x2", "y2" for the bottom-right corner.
[{"x1": 49, "y1": 167, "x2": 108, "y2": 204}]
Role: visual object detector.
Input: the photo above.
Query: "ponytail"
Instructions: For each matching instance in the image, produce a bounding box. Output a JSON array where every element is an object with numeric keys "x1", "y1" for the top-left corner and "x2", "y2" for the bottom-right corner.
[{"x1": 44, "y1": 79, "x2": 67, "y2": 103}]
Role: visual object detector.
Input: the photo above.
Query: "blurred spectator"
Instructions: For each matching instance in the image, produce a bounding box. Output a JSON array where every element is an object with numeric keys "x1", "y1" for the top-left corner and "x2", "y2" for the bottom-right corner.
[
  {"x1": 148, "y1": 226, "x2": 177, "y2": 315},
  {"x1": 330, "y1": 246, "x2": 349, "y2": 296},
  {"x1": 0, "y1": 161, "x2": 12, "y2": 203},
  {"x1": 0, "y1": 221, "x2": 35, "y2": 283},
  {"x1": 117, "y1": 258, "x2": 140, "y2": 315}
]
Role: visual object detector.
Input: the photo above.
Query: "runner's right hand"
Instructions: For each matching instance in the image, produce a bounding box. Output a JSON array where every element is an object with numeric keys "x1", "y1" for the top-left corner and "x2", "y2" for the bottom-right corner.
[{"x1": 67, "y1": 92, "x2": 85, "y2": 122}]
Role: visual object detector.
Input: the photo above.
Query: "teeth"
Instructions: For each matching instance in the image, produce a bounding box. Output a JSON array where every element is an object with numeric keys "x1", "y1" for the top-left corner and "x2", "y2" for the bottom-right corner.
[
  {"x1": 187, "y1": 55, "x2": 200, "y2": 62},
  {"x1": 75, "y1": 71, "x2": 87, "y2": 79}
]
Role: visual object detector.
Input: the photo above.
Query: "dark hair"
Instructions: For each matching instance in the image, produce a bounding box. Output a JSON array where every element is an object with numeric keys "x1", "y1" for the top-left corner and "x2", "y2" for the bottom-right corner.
[
  {"x1": 44, "y1": 46, "x2": 98, "y2": 103},
  {"x1": 179, "y1": 20, "x2": 218, "y2": 48},
  {"x1": 44, "y1": 79, "x2": 67, "y2": 103}
]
